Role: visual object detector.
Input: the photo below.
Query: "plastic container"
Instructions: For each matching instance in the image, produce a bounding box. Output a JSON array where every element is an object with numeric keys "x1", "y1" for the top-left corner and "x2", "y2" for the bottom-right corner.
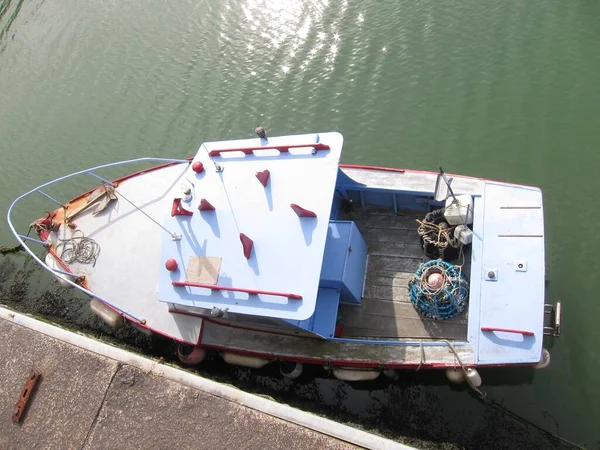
[
  {"x1": 444, "y1": 195, "x2": 474, "y2": 225},
  {"x1": 454, "y1": 225, "x2": 473, "y2": 245}
]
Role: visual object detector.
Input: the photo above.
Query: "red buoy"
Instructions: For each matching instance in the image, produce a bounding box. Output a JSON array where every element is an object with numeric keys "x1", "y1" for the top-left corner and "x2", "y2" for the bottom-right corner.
[
  {"x1": 192, "y1": 161, "x2": 204, "y2": 173},
  {"x1": 165, "y1": 258, "x2": 179, "y2": 271}
]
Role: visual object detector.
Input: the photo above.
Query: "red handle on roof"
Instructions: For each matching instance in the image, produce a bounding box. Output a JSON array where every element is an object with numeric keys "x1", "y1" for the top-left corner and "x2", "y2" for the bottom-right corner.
[
  {"x1": 209, "y1": 142, "x2": 330, "y2": 157},
  {"x1": 172, "y1": 281, "x2": 302, "y2": 300},
  {"x1": 481, "y1": 327, "x2": 534, "y2": 336}
]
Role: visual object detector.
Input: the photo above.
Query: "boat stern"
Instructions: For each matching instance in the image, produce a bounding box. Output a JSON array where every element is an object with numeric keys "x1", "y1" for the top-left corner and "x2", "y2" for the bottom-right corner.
[{"x1": 471, "y1": 181, "x2": 547, "y2": 366}]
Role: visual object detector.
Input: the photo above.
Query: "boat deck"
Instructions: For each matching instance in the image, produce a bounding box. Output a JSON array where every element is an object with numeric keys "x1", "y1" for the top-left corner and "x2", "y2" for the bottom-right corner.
[
  {"x1": 337, "y1": 207, "x2": 469, "y2": 341},
  {"x1": 49, "y1": 163, "x2": 204, "y2": 345}
]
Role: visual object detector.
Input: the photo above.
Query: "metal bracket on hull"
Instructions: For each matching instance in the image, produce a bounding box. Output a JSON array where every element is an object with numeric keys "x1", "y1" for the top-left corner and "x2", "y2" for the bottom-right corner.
[{"x1": 543, "y1": 301, "x2": 561, "y2": 337}]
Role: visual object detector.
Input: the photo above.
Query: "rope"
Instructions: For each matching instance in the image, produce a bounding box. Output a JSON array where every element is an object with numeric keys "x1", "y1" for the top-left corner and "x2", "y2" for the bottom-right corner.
[
  {"x1": 113, "y1": 189, "x2": 181, "y2": 240},
  {"x1": 481, "y1": 397, "x2": 586, "y2": 450},
  {"x1": 208, "y1": 153, "x2": 261, "y2": 288},
  {"x1": 0, "y1": 244, "x2": 24, "y2": 255},
  {"x1": 417, "y1": 208, "x2": 460, "y2": 259},
  {"x1": 2, "y1": 222, "x2": 42, "y2": 254},
  {"x1": 442, "y1": 340, "x2": 487, "y2": 401},
  {"x1": 441, "y1": 340, "x2": 584, "y2": 449},
  {"x1": 55, "y1": 229, "x2": 101, "y2": 267},
  {"x1": 416, "y1": 340, "x2": 425, "y2": 371}
]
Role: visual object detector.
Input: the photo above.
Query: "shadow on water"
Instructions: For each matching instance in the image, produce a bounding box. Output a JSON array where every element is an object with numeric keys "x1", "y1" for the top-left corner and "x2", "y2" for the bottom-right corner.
[{"x1": 0, "y1": 255, "x2": 574, "y2": 450}]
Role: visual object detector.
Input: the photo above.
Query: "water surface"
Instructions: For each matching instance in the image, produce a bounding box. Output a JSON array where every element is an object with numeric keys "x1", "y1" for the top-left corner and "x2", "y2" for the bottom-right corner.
[{"x1": 1, "y1": 0, "x2": 598, "y2": 447}]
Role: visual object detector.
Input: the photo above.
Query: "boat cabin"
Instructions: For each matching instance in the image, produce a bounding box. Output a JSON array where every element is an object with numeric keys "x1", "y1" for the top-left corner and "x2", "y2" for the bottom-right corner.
[{"x1": 159, "y1": 132, "x2": 368, "y2": 339}]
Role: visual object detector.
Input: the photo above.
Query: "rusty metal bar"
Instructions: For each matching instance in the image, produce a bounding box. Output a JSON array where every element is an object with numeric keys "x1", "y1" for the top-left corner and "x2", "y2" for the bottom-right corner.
[{"x1": 12, "y1": 371, "x2": 41, "y2": 424}]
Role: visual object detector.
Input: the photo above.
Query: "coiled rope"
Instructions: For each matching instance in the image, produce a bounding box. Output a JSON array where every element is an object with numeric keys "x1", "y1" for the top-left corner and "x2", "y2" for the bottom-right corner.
[
  {"x1": 55, "y1": 229, "x2": 101, "y2": 266},
  {"x1": 408, "y1": 260, "x2": 468, "y2": 320},
  {"x1": 417, "y1": 208, "x2": 460, "y2": 259}
]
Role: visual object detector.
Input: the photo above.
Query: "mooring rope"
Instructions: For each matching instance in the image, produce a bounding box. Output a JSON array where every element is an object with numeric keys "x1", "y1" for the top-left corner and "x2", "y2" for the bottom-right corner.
[
  {"x1": 441, "y1": 340, "x2": 584, "y2": 448},
  {"x1": 55, "y1": 229, "x2": 101, "y2": 266},
  {"x1": 0, "y1": 245, "x2": 24, "y2": 255}
]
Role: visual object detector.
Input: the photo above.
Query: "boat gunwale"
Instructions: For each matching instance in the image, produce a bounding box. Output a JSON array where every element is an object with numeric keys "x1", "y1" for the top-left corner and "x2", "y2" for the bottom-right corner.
[{"x1": 339, "y1": 163, "x2": 541, "y2": 189}]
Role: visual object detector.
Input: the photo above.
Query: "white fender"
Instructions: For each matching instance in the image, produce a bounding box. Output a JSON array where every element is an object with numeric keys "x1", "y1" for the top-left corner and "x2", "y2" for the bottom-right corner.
[
  {"x1": 445, "y1": 367, "x2": 466, "y2": 384},
  {"x1": 221, "y1": 352, "x2": 270, "y2": 368},
  {"x1": 535, "y1": 348, "x2": 551, "y2": 369},
  {"x1": 331, "y1": 368, "x2": 380, "y2": 381},
  {"x1": 465, "y1": 368, "x2": 482, "y2": 388},
  {"x1": 130, "y1": 321, "x2": 153, "y2": 336},
  {"x1": 90, "y1": 298, "x2": 124, "y2": 329}
]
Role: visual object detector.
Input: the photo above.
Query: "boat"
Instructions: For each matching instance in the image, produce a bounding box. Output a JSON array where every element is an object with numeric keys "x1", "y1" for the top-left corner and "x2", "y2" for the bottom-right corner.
[{"x1": 7, "y1": 132, "x2": 561, "y2": 387}]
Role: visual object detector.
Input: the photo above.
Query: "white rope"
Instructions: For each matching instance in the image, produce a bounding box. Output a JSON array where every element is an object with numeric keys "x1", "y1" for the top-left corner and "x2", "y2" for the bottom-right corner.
[
  {"x1": 114, "y1": 189, "x2": 181, "y2": 240},
  {"x1": 416, "y1": 340, "x2": 425, "y2": 371}
]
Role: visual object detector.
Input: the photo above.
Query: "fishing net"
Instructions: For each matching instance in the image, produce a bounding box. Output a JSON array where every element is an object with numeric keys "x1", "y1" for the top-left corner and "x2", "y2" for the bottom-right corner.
[{"x1": 408, "y1": 259, "x2": 468, "y2": 320}]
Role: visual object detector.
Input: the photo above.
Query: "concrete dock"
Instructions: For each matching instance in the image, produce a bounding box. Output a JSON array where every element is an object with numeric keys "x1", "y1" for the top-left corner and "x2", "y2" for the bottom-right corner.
[{"x1": 0, "y1": 309, "x2": 410, "y2": 450}]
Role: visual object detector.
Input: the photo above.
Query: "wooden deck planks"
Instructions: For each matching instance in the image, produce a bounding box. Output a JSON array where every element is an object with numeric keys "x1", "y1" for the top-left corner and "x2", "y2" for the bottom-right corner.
[
  {"x1": 338, "y1": 208, "x2": 469, "y2": 341},
  {"x1": 201, "y1": 320, "x2": 475, "y2": 365}
]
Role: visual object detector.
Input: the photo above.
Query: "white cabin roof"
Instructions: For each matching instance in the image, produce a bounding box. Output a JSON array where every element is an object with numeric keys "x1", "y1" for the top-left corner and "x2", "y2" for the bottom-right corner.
[{"x1": 157, "y1": 132, "x2": 343, "y2": 320}]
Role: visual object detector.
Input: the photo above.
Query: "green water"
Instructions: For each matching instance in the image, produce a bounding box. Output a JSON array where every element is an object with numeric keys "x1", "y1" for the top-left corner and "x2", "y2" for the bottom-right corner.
[{"x1": 1, "y1": 0, "x2": 598, "y2": 446}]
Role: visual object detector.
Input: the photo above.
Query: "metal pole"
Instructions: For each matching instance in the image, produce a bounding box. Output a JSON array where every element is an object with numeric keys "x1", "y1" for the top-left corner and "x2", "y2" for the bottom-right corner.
[
  {"x1": 87, "y1": 171, "x2": 116, "y2": 187},
  {"x1": 36, "y1": 190, "x2": 63, "y2": 206},
  {"x1": 52, "y1": 268, "x2": 80, "y2": 277},
  {"x1": 18, "y1": 235, "x2": 49, "y2": 246}
]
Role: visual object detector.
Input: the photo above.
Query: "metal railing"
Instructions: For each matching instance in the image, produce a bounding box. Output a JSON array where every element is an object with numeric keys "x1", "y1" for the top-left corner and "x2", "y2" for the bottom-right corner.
[{"x1": 6, "y1": 157, "x2": 190, "y2": 323}]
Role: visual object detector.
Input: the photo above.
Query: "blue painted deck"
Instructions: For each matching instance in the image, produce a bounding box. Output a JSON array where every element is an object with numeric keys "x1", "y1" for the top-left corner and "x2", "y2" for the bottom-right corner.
[{"x1": 157, "y1": 133, "x2": 343, "y2": 321}]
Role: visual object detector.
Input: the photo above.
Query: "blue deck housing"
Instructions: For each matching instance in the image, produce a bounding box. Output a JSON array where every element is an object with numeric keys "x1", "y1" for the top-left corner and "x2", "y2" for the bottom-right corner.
[{"x1": 320, "y1": 221, "x2": 368, "y2": 305}]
